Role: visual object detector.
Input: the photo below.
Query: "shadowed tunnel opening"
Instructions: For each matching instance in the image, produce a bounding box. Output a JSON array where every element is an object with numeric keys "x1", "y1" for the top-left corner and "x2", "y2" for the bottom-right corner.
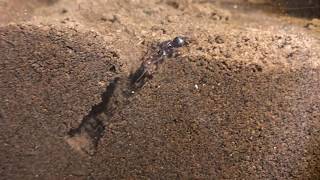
[{"x1": 67, "y1": 78, "x2": 120, "y2": 147}]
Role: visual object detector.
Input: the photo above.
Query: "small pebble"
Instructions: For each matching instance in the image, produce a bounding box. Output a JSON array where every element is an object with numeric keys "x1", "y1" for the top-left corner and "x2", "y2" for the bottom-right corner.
[{"x1": 195, "y1": 84, "x2": 199, "y2": 90}]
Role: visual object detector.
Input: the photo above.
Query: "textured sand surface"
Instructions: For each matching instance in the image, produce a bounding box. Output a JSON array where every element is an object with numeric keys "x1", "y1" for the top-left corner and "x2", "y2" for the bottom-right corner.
[{"x1": 1, "y1": 0, "x2": 320, "y2": 179}]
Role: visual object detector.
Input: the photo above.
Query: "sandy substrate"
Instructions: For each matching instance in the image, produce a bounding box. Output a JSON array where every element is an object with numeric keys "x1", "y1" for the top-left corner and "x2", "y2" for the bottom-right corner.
[{"x1": 1, "y1": 0, "x2": 320, "y2": 179}]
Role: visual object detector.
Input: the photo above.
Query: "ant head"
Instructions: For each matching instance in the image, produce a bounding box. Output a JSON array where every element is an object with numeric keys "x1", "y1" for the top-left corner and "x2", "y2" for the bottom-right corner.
[{"x1": 172, "y1": 36, "x2": 187, "y2": 48}]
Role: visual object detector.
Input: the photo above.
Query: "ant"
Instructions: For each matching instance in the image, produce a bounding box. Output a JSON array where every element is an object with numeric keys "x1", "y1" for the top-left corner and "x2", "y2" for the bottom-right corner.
[{"x1": 130, "y1": 36, "x2": 189, "y2": 89}]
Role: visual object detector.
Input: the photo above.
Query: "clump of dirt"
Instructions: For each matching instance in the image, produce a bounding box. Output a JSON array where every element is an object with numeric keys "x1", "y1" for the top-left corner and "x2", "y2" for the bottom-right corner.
[{"x1": 1, "y1": 0, "x2": 320, "y2": 179}]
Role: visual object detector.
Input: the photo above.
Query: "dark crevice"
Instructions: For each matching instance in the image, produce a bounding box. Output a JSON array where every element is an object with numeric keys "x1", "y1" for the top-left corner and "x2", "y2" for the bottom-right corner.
[
  {"x1": 88, "y1": 78, "x2": 120, "y2": 116},
  {"x1": 68, "y1": 78, "x2": 119, "y2": 145}
]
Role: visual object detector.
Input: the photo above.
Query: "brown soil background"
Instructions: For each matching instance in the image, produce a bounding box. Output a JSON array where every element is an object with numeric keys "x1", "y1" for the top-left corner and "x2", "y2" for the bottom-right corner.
[{"x1": 1, "y1": 0, "x2": 320, "y2": 179}]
